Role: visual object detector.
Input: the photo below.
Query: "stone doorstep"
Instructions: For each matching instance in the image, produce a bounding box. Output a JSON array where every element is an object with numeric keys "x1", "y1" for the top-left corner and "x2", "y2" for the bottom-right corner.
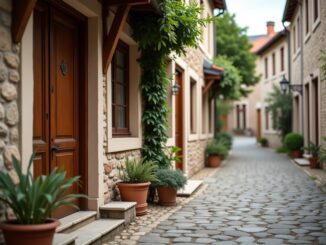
[
  {"x1": 69, "y1": 219, "x2": 125, "y2": 245},
  {"x1": 294, "y1": 158, "x2": 310, "y2": 166},
  {"x1": 53, "y1": 233, "x2": 78, "y2": 245},
  {"x1": 99, "y1": 201, "x2": 136, "y2": 225},
  {"x1": 177, "y1": 180, "x2": 203, "y2": 197},
  {"x1": 57, "y1": 211, "x2": 97, "y2": 233}
]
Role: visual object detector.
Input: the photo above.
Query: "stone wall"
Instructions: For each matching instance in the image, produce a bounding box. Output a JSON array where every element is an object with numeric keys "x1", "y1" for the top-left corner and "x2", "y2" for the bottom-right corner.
[
  {"x1": 0, "y1": 0, "x2": 21, "y2": 220},
  {"x1": 187, "y1": 139, "x2": 209, "y2": 177}
]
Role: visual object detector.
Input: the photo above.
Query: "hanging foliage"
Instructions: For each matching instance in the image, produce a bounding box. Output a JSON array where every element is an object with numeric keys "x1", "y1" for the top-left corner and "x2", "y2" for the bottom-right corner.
[{"x1": 130, "y1": 0, "x2": 212, "y2": 167}]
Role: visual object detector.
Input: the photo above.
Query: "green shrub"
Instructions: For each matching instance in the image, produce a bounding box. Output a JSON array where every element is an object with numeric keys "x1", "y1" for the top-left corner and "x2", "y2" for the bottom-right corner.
[
  {"x1": 259, "y1": 137, "x2": 268, "y2": 146},
  {"x1": 276, "y1": 145, "x2": 288, "y2": 153},
  {"x1": 216, "y1": 132, "x2": 233, "y2": 150},
  {"x1": 153, "y1": 169, "x2": 187, "y2": 191},
  {"x1": 0, "y1": 154, "x2": 85, "y2": 224},
  {"x1": 284, "y1": 133, "x2": 304, "y2": 151},
  {"x1": 205, "y1": 140, "x2": 228, "y2": 158},
  {"x1": 119, "y1": 158, "x2": 158, "y2": 183}
]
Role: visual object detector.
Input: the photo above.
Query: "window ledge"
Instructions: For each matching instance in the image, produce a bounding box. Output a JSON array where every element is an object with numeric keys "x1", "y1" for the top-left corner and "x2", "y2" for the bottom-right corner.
[
  {"x1": 312, "y1": 18, "x2": 321, "y2": 33},
  {"x1": 166, "y1": 138, "x2": 175, "y2": 147},
  {"x1": 292, "y1": 49, "x2": 301, "y2": 62},
  {"x1": 107, "y1": 137, "x2": 142, "y2": 153},
  {"x1": 188, "y1": 133, "x2": 199, "y2": 142},
  {"x1": 304, "y1": 32, "x2": 311, "y2": 44}
]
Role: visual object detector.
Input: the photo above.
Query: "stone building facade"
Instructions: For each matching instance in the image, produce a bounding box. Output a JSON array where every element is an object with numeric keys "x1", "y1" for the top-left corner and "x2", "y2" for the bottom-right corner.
[
  {"x1": 283, "y1": 0, "x2": 326, "y2": 168},
  {"x1": 0, "y1": 0, "x2": 21, "y2": 220}
]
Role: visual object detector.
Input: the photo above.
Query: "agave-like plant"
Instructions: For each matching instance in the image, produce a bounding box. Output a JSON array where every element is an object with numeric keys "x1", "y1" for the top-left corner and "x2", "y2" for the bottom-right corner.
[
  {"x1": 119, "y1": 158, "x2": 158, "y2": 184},
  {"x1": 0, "y1": 154, "x2": 86, "y2": 224}
]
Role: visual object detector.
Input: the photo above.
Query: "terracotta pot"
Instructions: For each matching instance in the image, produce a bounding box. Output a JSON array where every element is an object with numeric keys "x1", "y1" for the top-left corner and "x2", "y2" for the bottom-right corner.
[
  {"x1": 157, "y1": 186, "x2": 177, "y2": 206},
  {"x1": 290, "y1": 149, "x2": 302, "y2": 158},
  {"x1": 309, "y1": 157, "x2": 319, "y2": 169},
  {"x1": 207, "y1": 155, "x2": 222, "y2": 168},
  {"x1": 0, "y1": 219, "x2": 60, "y2": 245},
  {"x1": 117, "y1": 182, "x2": 150, "y2": 216}
]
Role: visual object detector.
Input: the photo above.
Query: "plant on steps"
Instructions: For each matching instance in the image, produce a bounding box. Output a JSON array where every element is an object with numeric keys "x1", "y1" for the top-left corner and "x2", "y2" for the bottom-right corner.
[
  {"x1": 284, "y1": 133, "x2": 304, "y2": 158},
  {"x1": 117, "y1": 158, "x2": 157, "y2": 216},
  {"x1": 259, "y1": 137, "x2": 269, "y2": 147},
  {"x1": 0, "y1": 154, "x2": 85, "y2": 245},
  {"x1": 205, "y1": 140, "x2": 228, "y2": 167},
  {"x1": 153, "y1": 168, "x2": 187, "y2": 206},
  {"x1": 304, "y1": 142, "x2": 321, "y2": 169},
  {"x1": 216, "y1": 132, "x2": 233, "y2": 150}
]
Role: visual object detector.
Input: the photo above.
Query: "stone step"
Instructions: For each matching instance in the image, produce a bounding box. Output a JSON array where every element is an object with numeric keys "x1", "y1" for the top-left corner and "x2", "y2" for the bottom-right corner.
[
  {"x1": 57, "y1": 211, "x2": 97, "y2": 233},
  {"x1": 69, "y1": 219, "x2": 125, "y2": 245},
  {"x1": 294, "y1": 158, "x2": 310, "y2": 166},
  {"x1": 177, "y1": 180, "x2": 203, "y2": 197},
  {"x1": 53, "y1": 233, "x2": 77, "y2": 245},
  {"x1": 99, "y1": 201, "x2": 136, "y2": 225}
]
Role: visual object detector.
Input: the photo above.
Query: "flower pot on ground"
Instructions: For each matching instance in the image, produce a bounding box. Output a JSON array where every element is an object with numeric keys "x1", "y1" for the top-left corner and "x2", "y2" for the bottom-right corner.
[
  {"x1": 304, "y1": 142, "x2": 321, "y2": 169},
  {"x1": 216, "y1": 132, "x2": 233, "y2": 150},
  {"x1": 284, "y1": 133, "x2": 304, "y2": 159},
  {"x1": 0, "y1": 154, "x2": 85, "y2": 245},
  {"x1": 259, "y1": 137, "x2": 269, "y2": 147},
  {"x1": 117, "y1": 158, "x2": 157, "y2": 216},
  {"x1": 205, "y1": 140, "x2": 228, "y2": 168},
  {"x1": 153, "y1": 168, "x2": 187, "y2": 206}
]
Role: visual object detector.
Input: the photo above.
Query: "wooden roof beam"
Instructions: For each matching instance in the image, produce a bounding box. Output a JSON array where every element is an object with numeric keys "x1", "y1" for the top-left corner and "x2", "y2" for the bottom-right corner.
[
  {"x1": 203, "y1": 80, "x2": 215, "y2": 94},
  {"x1": 106, "y1": 0, "x2": 150, "y2": 6},
  {"x1": 102, "y1": 4, "x2": 131, "y2": 74},
  {"x1": 12, "y1": 0, "x2": 37, "y2": 43}
]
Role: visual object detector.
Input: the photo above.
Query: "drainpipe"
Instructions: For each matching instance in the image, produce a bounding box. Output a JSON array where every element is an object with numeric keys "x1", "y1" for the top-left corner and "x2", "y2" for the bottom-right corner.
[{"x1": 298, "y1": 0, "x2": 304, "y2": 140}]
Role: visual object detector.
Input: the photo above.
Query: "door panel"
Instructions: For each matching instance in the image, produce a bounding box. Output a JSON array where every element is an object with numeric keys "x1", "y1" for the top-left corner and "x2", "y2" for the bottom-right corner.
[
  {"x1": 33, "y1": 1, "x2": 84, "y2": 218},
  {"x1": 175, "y1": 69, "x2": 183, "y2": 170}
]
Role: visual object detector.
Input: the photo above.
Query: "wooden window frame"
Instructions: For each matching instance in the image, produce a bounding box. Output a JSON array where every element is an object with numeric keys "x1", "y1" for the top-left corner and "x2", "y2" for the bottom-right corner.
[
  {"x1": 111, "y1": 41, "x2": 130, "y2": 136},
  {"x1": 264, "y1": 57, "x2": 268, "y2": 79},
  {"x1": 293, "y1": 25, "x2": 296, "y2": 54},
  {"x1": 190, "y1": 79, "x2": 197, "y2": 134},
  {"x1": 305, "y1": 0, "x2": 309, "y2": 34},
  {"x1": 272, "y1": 52, "x2": 276, "y2": 76},
  {"x1": 265, "y1": 109, "x2": 269, "y2": 130},
  {"x1": 280, "y1": 47, "x2": 284, "y2": 72},
  {"x1": 313, "y1": 0, "x2": 319, "y2": 22}
]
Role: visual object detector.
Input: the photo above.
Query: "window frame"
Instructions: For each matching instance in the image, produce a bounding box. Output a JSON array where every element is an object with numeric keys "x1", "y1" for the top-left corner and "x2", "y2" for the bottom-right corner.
[
  {"x1": 264, "y1": 57, "x2": 268, "y2": 79},
  {"x1": 272, "y1": 52, "x2": 276, "y2": 76},
  {"x1": 111, "y1": 41, "x2": 130, "y2": 136},
  {"x1": 280, "y1": 47, "x2": 284, "y2": 72}
]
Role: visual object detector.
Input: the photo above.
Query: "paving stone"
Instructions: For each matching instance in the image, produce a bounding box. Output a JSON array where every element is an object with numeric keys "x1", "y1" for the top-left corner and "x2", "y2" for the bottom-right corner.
[{"x1": 237, "y1": 226, "x2": 267, "y2": 232}]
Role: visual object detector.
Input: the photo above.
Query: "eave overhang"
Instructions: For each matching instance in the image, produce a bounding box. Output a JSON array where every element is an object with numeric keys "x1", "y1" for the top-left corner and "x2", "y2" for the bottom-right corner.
[
  {"x1": 282, "y1": 0, "x2": 298, "y2": 22},
  {"x1": 203, "y1": 59, "x2": 224, "y2": 94}
]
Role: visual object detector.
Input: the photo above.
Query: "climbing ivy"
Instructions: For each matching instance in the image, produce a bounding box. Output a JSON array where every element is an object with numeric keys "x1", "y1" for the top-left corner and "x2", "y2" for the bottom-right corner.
[{"x1": 130, "y1": 0, "x2": 211, "y2": 167}]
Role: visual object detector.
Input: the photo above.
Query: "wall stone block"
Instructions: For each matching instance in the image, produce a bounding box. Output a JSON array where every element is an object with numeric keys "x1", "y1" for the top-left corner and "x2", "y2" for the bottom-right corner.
[
  {"x1": 1, "y1": 82, "x2": 17, "y2": 101},
  {"x1": 5, "y1": 101, "x2": 19, "y2": 126},
  {"x1": 4, "y1": 53, "x2": 19, "y2": 68},
  {"x1": 4, "y1": 145, "x2": 20, "y2": 170}
]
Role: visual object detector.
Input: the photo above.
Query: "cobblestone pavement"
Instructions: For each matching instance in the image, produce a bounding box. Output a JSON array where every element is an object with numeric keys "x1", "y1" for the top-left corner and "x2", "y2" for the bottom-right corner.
[{"x1": 137, "y1": 137, "x2": 326, "y2": 245}]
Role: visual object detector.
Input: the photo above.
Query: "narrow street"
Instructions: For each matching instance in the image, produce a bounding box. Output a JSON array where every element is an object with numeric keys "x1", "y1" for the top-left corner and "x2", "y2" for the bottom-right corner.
[{"x1": 138, "y1": 137, "x2": 326, "y2": 245}]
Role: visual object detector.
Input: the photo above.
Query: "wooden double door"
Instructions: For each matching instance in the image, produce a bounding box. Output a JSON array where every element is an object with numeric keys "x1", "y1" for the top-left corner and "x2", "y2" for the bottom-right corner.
[{"x1": 33, "y1": 1, "x2": 87, "y2": 218}]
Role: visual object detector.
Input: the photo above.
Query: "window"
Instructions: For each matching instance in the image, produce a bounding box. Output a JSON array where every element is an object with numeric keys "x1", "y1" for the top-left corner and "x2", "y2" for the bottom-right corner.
[
  {"x1": 264, "y1": 57, "x2": 268, "y2": 79},
  {"x1": 293, "y1": 25, "x2": 296, "y2": 53},
  {"x1": 297, "y1": 17, "x2": 300, "y2": 49},
  {"x1": 272, "y1": 53, "x2": 276, "y2": 76},
  {"x1": 190, "y1": 79, "x2": 197, "y2": 134},
  {"x1": 265, "y1": 109, "x2": 269, "y2": 130},
  {"x1": 313, "y1": 0, "x2": 319, "y2": 22},
  {"x1": 305, "y1": 0, "x2": 309, "y2": 34},
  {"x1": 280, "y1": 47, "x2": 284, "y2": 72},
  {"x1": 111, "y1": 42, "x2": 129, "y2": 136}
]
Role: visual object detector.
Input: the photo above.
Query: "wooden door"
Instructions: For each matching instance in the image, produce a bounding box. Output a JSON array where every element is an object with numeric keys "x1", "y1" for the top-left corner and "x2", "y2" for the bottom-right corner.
[
  {"x1": 256, "y1": 109, "x2": 261, "y2": 141},
  {"x1": 175, "y1": 69, "x2": 183, "y2": 170},
  {"x1": 33, "y1": 1, "x2": 86, "y2": 218}
]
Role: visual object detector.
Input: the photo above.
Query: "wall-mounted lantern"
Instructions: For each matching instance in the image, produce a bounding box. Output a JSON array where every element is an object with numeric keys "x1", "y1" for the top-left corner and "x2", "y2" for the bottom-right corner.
[
  {"x1": 279, "y1": 75, "x2": 302, "y2": 94},
  {"x1": 171, "y1": 80, "x2": 180, "y2": 95}
]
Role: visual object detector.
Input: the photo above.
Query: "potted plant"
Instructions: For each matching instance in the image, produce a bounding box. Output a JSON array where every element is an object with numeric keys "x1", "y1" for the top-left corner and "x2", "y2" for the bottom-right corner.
[
  {"x1": 0, "y1": 154, "x2": 85, "y2": 245},
  {"x1": 153, "y1": 168, "x2": 187, "y2": 206},
  {"x1": 304, "y1": 142, "x2": 321, "y2": 169},
  {"x1": 205, "y1": 140, "x2": 228, "y2": 168},
  {"x1": 117, "y1": 158, "x2": 157, "y2": 216},
  {"x1": 259, "y1": 137, "x2": 269, "y2": 147},
  {"x1": 216, "y1": 132, "x2": 233, "y2": 150},
  {"x1": 284, "y1": 133, "x2": 304, "y2": 158}
]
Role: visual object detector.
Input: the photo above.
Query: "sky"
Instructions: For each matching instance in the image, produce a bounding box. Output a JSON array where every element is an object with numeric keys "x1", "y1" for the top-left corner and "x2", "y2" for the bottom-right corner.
[{"x1": 224, "y1": 0, "x2": 287, "y2": 36}]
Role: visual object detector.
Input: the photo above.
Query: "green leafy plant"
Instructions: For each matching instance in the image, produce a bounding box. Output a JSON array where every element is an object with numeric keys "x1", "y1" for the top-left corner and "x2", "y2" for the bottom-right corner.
[
  {"x1": 266, "y1": 85, "x2": 293, "y2": 141},
  {"x1": 0, "y1": 154, "x2": 85, "y2": 225},
  {"x1": 276, "y1": 145, "x2": 288, "y2": 153},
  {"x1": 284, "y1": 133, "x2": 304, "y2": 151},
  {"x1": 205, "y1": 140, "x2": 228, "y2": 158},
  {"x1": 119, "y1": 158, "x2": 158, "y2": 184},
  {"x1": 130, "y1": 0, "x2": 211, "y2": 167},
  {"x1": 304, "y1": 142, "x2": 321, "y2": 158},
  {"x1": 153, "y1": 168, "x2": 187, "y2": 191},
  {"x1": 259, "y1": 137, "x2": 268, "y2": 146},
  {"x1": 216, "y1": 132, "x2": 233, "y2": 150},
  {"x1": 232, "y1": 128, "x2": 245, "y2": 134}
]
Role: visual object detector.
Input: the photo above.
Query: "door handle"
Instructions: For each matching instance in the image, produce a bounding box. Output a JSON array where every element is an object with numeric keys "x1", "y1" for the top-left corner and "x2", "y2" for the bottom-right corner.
[{"x1": 51, "y1": 145, "x2": 60, "y2": 152}]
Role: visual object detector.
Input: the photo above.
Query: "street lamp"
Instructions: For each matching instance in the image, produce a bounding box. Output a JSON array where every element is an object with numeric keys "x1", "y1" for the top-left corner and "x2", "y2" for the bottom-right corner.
[
  {"x1": 171, "y1": 80, "x2": 180, "y2": 95},
  {"x1": 279, "y1": 75, "x2": 303, "y2": 94},
  {"x1": 280, "y1": 75, "x2": 289, "y2": 93}
]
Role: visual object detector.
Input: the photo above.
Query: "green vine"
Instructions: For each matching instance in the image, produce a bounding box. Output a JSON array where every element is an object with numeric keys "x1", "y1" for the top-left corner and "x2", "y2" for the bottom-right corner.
[{"x1": 130, "y1": 0, "x2": 211, "y2": 167}]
